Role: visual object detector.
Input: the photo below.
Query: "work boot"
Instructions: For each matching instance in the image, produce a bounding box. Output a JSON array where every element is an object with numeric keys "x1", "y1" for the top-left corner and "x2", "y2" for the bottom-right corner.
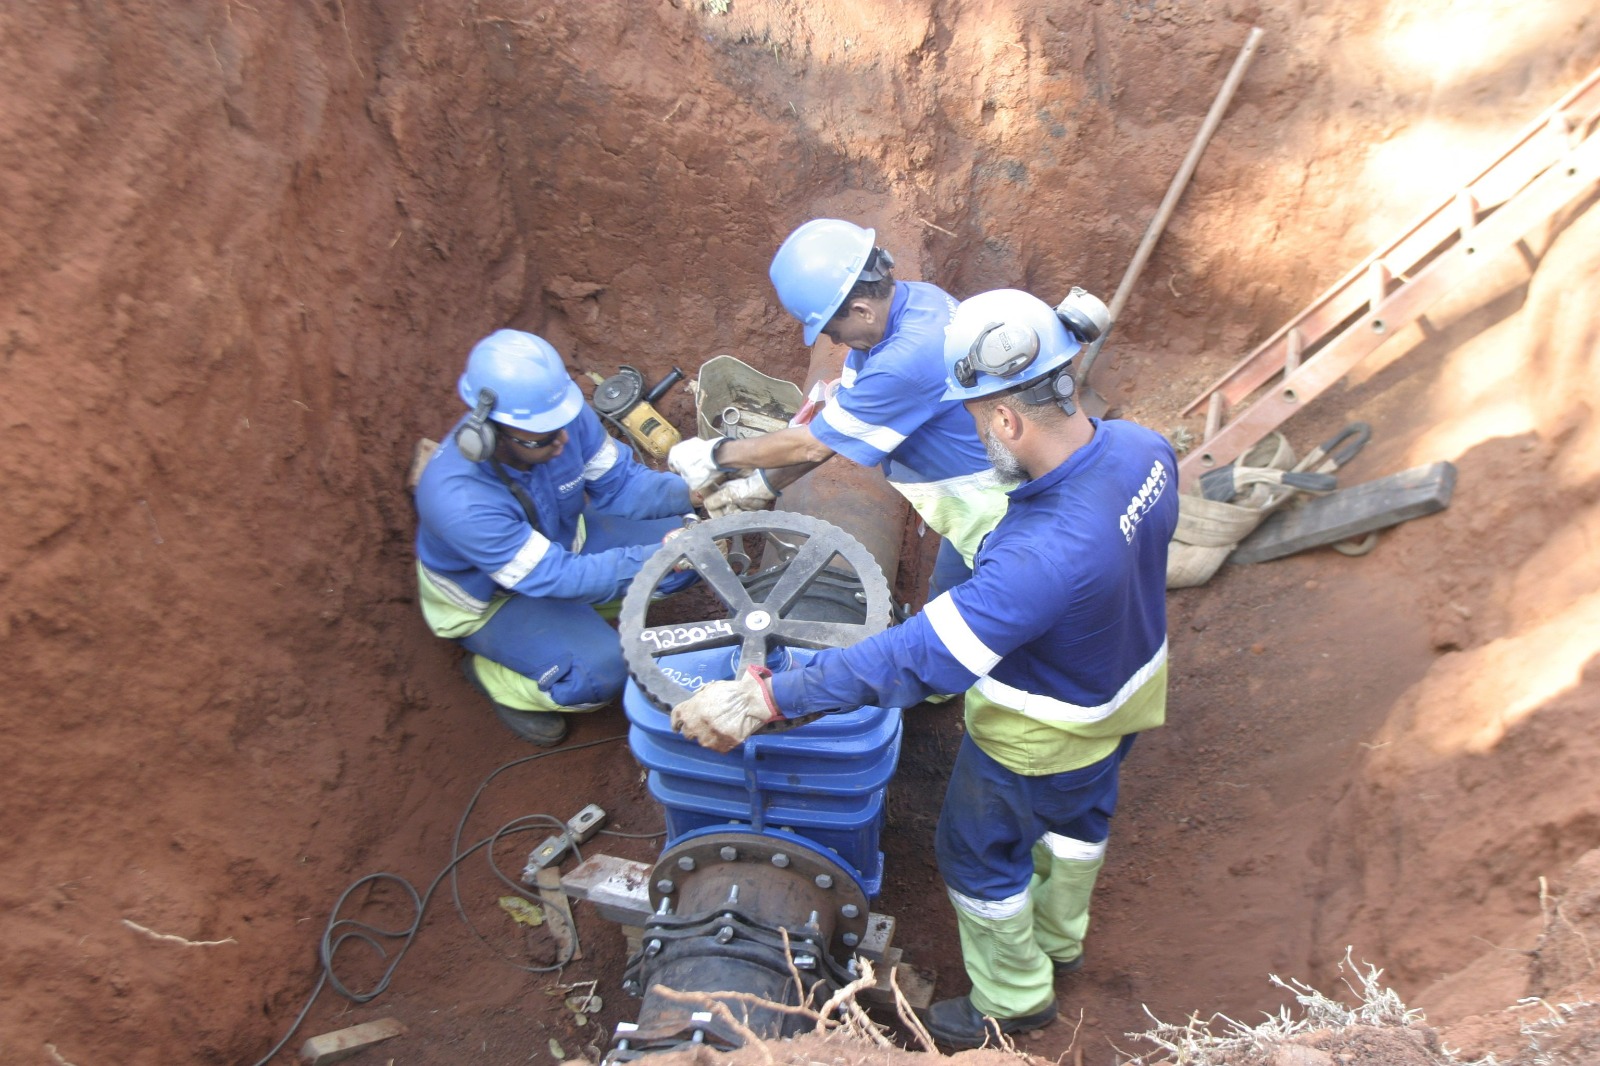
[
  {"x1": 490, "y1": 702, "x2": 568, "y2": 746},
  {"x1": 460, "y1": 657, "x2": 568, "y2": 747},
  {"x1": 921, "y1": 995, "x2": 1057, "y2": 1050},
  {"x1": 1052, "y1": 952, "x2": 1085, "y2": 977}
]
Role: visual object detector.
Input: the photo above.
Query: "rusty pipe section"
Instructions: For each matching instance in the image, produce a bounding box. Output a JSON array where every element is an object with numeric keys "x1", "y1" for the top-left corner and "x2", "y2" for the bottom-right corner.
[{"x1": 774, "y1": 339, "x2": 907, "y2": 579}]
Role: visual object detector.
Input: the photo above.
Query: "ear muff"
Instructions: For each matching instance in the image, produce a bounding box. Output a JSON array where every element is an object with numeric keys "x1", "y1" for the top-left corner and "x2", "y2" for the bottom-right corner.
[
  {"x1": 455, "y1": 388, "x2": 499, "y2": 462},
  {"x1": 953, "y1": 321, "x2": 1041, "y2": 387}
]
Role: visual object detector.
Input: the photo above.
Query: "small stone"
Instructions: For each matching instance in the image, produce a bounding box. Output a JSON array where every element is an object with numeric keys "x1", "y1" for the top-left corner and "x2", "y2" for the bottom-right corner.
[
  {"x1": 1304, "y1": 579, "x2": 1319, "y2": 589},
  {"x1": 1250, "y1": 643, "x2": 1266, "y2": 655}
]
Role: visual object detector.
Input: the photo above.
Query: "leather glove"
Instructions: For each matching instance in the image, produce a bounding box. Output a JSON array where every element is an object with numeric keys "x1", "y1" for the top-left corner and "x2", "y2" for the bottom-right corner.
[
  {"x1": 670, "y1": 665, "x2": 783, "y2": 753},
  {"x1": 668, "y1": 436, "x2": 729, "y2": 494},
  {"x1": 704, "y1": 471, "x2": 778, "y2": 517},
  {"x1": 660, "y1": 522, "x2": 698, "y2": 571}
]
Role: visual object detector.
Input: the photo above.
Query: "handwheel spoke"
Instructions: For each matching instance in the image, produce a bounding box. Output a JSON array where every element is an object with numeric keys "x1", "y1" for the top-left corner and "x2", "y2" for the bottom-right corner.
[
  {"x1": 618, "y1": 512, "x2": 891, "y2": 713},
  {"x1": 755, "y1": 536, "x2": 836, "y2": 616},
  {"x1": 635, "y1": 618, "x2": 743, "y2": 658},
  {"x1": 677, "y1": 536, "x2": 754, "y2": 613},
  {"x1": 769, "y1": 618, "x2": 875, "y2": 650},
  {"x1": 736, "y1": 632, "x2": 770, "y2": 673}
]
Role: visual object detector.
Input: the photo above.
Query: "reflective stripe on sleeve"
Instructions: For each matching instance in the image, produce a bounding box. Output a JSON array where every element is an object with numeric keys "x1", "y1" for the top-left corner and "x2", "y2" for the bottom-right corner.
[
  {"x1": 1040, "y1": 832, "x2": 1107, "y2": 862},
  {"x1": 946, "y1": 885, "x2": 1029, "y2": 920},
  {"x1": 815, "y1": 404, "x2": 907, "y2": 454},
  {"x1": 490, "y1": 529, "x2": 553, "y2": 588},
  {"x1": 975, "y1": 640, "x2": 1168, "y2": 724},
  {"x1": 582, "y1": 436, "x2": 619, "y2": 480},
  {"x1": 420, "y1": 564, "x2": 493, "y2": 614},
  {"x1": 924, "y1": 593, "x2": 1002, "y2": 676}
]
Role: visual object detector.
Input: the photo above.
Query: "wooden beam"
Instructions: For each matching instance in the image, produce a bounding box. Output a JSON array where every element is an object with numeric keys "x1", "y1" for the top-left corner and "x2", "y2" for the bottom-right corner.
[
  {"x1": 299, "y1": 1018, "x2": 406, "y2": 1065},
  {"x1": 1229, "y1": 462, "x2": 1456, "y2": 564}
]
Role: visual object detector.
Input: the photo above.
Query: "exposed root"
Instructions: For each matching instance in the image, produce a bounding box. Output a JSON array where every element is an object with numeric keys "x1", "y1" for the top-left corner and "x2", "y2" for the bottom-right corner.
[
  {"x1": 650, "y1": 986, "x2": 776, "y2": 1065},
  {"x1": 44, "y1": 1045, "x2": 80, "y2": 1066},
  {"x1": 120, "y1": 919, "x2": 236, "y2": 947},
  {"x1": 1127, "y1": 948, "x2": 1493, "y2": 1065},
  {"x1": 891, "y1": 965, "x2": 940, "y2": 1055}
]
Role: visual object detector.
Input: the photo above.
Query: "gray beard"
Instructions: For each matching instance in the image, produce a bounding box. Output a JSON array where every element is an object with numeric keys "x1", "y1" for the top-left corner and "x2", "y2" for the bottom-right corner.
[{"x1": 983, "y1": 427, "x2": 1028, "y2": 483}]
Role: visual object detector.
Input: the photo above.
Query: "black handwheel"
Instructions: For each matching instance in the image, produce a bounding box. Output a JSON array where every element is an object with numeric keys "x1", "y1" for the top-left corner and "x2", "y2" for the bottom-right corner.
[{"x1": 618, "y1": 511, "x2": 893, "y2": 711}]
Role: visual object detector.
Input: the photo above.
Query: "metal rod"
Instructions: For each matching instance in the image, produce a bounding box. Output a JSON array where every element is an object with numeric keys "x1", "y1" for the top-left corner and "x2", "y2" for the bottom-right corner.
[{"x1": 1077, "y1": 26, "x2": 1265, "y2": 388}]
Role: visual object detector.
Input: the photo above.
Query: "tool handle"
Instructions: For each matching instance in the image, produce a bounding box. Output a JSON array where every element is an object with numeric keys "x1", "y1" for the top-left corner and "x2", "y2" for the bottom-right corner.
[{"x1": 644, "y1": 367, "x2": 686, "y2": 404}]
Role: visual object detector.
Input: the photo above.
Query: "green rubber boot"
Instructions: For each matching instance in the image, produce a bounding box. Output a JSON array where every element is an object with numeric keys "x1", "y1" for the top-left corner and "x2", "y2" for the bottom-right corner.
[
  {"x1": 950, "y1": 897, "x2": 1057, "y2": 1024},
  {"x1": 1029, "y1": 839, "x2": 1105, "y2": 975}
]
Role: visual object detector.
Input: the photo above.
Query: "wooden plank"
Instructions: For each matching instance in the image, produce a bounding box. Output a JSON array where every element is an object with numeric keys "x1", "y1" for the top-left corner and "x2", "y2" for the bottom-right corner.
[
  {"x1": 857, "y1": 952, "x2": 935, "y2": 1011},
  {"x1": 536, "y1": 866, "x2": 582, "y2": 962},
  {"x1": 299, "y1": 1018, "x2": 405, "y2": 1065},
  {"x1": 406, "y1": 438, "x2": 438, "y2": 492},
  {"x1": 1229, "y1": 462, "x2": 1456, "y2": 564},
  {"x1": 857, "y1": 912, "x2": 896, "y2": 961},
  {"x1": 560, "y1": 854, "x2": 654, "y2": 927}
]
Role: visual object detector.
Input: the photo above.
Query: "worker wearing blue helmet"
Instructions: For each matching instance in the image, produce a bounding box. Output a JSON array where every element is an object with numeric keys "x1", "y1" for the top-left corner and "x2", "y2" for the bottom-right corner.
[
  {"x1": 414, "y1": 330, "x2": 699, "y2": 747},
  {"x1": 668, "y1": 289, "x2": 1178, "y2": 1049},
  {"x1": 668, "y1": 218, "x2": 1002, "y2": 602}
]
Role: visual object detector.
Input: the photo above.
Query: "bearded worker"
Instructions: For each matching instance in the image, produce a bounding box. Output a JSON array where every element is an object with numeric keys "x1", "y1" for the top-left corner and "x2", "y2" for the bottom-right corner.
[{"x1": 667, "y1": 289, "x2": 1179, "y2": 1049}]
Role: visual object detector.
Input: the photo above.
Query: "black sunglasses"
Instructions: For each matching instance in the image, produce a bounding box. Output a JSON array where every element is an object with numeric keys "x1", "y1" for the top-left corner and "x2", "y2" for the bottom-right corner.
[{"x1": 503, "y1": 428, "x2": 562, "y2": 450}]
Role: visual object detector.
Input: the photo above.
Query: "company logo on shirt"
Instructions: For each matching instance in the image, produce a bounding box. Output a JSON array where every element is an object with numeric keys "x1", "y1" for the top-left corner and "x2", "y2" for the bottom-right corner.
[
  {"x1": 1119, "y1": 459, "x2": 1169, "y2": 543},
  {"x1": 558, "y1": 475, "x2": 583, "y2": 495}
]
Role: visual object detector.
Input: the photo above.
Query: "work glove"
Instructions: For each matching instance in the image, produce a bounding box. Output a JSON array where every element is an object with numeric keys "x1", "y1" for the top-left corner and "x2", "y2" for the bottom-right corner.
[
  {"x1": 668, "y1": 436, "x2": 729, "y2": 494},
  {"x1": 670, "y1": 665, "x2": 783, "y2": 753},
  {"x1": 704, "y1": 471, "x2": 778, "y2": 517},
  {"x1": 660, "y1": 525, "x2": 696, "y2": 570}
]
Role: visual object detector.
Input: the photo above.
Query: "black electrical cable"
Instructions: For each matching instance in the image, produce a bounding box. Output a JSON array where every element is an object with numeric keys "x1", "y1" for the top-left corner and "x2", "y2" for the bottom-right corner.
[{"x1": 250, "y1": 734, "x2": 630, "y2": 1066}]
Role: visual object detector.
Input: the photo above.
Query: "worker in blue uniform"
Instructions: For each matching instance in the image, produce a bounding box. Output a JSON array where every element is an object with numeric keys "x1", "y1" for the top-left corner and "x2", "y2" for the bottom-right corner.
[
  {"x1": 667, "y1": 218, "x2": 1004, "y2": 601},
  {"x1": 414, "y1": 330, "x2": 698, "y2": 747},
  {"x1": 668, "y1": 289, "x2": 1179, "y2": 1048}
]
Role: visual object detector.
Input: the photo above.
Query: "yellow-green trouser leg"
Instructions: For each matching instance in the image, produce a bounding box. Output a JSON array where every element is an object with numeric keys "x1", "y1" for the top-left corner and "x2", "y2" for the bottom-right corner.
[
  {"x1": 471, "y1": 655, "x2": 605, "y2": 714},
  {"x1": 951, "y1": 896, "x2": 1056, "y2": 1019},
  {"x1": 1029, "y1": 838, "x2": 1106, "y2": 965}
]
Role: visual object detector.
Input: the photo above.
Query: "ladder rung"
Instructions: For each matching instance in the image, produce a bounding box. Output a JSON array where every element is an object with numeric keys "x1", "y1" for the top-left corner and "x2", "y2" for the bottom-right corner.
[
  {"x1": 1204, "y1": 392, "x2": 1225, "y2": 442},
  {"x1": 1367, "y1": 259, "x2": 1392, "y2": 312}
]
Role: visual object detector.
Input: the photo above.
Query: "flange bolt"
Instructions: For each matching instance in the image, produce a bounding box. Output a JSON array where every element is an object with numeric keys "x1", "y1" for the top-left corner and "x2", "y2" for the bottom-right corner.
[
  {"x1": 715, "y1": 926, "x2": 735, "y2": 944},
  {"x1": 814, "y1": 874, "x2": 833, "y2": 889},
  {"x1": 771, "y1": 853, "x2": 790, "y2": 868},
  {"x1": 720, "y1": 846, "x2": 738, "y2": 861},
  {"x1": 656, "y1": 879, "x2": 675, "y2": 895},
  {"x1": 841, "y1": 904, "x2": 860, "y2": 919},
  {"x1": 842, "y1": 932, "x2": 859, "y2": 947},
  {"x1": 677, "y1": 855, "x2": 696, "y2": 871}
]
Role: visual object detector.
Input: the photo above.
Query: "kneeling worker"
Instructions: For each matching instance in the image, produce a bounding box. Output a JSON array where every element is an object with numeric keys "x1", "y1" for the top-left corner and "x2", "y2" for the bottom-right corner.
[
  {"x1": 414, "y1": 329, "x2": 698, "y2": 747},
  {"x1": 668, "y1": 290, "x2": 1179, "y2": 1047}
]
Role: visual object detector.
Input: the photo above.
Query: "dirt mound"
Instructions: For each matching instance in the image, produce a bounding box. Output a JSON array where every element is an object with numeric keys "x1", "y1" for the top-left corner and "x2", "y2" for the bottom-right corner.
[{"x1": 3, "y1": 1, "x2": 1599, "y2": 1064}]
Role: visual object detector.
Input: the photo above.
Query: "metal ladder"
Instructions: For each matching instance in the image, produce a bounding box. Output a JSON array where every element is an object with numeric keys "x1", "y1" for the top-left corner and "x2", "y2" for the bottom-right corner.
[{"x1": 1176, "y1": 62, "x2": 1600, "y2": 493}]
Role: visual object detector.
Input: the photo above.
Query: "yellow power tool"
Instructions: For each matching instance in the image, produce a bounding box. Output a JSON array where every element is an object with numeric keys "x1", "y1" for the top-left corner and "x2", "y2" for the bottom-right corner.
[{"x1": 590, "y1": 365, "x2": 685, "y2": 460}]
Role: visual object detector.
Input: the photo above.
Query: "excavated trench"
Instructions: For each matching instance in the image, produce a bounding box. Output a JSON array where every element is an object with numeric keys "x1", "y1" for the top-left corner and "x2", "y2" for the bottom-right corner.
[{"x1": 5, "y1": 2, "x2": 1600, "y2": 1065}]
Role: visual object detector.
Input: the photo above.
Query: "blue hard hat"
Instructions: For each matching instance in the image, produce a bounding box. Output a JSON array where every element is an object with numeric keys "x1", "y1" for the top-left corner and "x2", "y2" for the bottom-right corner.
[
  {"x1": 457, "y1": 330, "x2": 585, "y2": 432},
  {"x1": 941, "y1": 289, "x2": 1082, "y2": 402},
  {"x1": 769, "y1": 219, "x2": 882, "y2": 345}
]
